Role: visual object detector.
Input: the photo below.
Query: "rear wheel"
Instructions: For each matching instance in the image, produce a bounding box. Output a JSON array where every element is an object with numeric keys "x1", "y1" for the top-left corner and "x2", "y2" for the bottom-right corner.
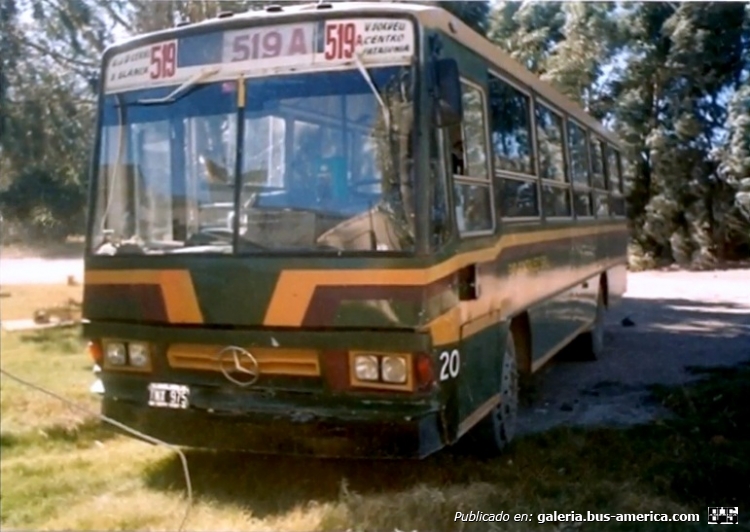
[
  {"x1": 569, "y1": 289, "x2": 606, "y2": 361},
  {"x1": 468, "y1": 332, "x2": 519, "y2": 456}
]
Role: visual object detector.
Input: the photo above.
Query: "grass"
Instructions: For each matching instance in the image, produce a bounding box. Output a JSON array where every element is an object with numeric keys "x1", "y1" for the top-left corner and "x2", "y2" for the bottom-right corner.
[{"x1": 1, "y1": 327, "x2": 749, "y2": 531}]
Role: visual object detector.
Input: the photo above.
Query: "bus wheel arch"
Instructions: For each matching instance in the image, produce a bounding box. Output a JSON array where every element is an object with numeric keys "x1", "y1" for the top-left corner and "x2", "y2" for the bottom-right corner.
[{"x1": 463, "y1": 330, "x2": 519, "y2": 456}]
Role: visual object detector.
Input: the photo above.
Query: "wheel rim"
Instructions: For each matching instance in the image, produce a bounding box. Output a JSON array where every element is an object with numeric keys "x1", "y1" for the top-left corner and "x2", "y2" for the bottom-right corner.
[{"x1": 497, "y1": 339, "x2": 519, "y2": 442}]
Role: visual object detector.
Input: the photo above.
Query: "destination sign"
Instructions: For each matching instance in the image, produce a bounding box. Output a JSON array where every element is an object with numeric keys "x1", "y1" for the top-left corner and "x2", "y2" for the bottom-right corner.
[{"x1": 104, "y1": 18, "x2": 414, "y2": 93}]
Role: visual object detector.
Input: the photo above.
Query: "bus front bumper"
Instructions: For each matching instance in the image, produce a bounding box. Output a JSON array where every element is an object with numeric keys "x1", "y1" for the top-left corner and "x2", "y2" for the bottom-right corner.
[{"x1": 102, "y1": 396, "x2": 446, "y2": 459}]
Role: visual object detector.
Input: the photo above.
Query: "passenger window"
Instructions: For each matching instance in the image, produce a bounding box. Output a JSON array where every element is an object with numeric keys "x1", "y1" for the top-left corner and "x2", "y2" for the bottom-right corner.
[
  {"x1": 573, "y1": 190, "x2": 592, "y2": 217},
  {"x1": 606, "y1": 146, "x2": 624, "y2": 193},
  {"x1": 542, "y1": 184, "x2": 571, "y2": 217},
  {"x1": 566, "y1": 121, "x2": 589, "y2": 187},
  {"x1": 451, "y1": 82, "x2": 493, "y2": 235},
  {"x1": 605, "y1": 145, "x2": 625, "y2": 217},
  {"x1": 458, "y1": 84, "x2": 489, "y2": 180},
  {"x1": 590, "y1": 136, "x2": 606, "y2": 190},
  {"x1": 497, "y1": 178, "x2": 538, "y2": 218},
  {"x1": 610, "y1": 196, "x2": 626, "y2": 217},
  {"x1": 594, "y1": 191, "x2": 609, "y2": 216},
  {"x1": 454, "y1": 183, "x2": 493, "y2": 233},
  {"x1": 536, "y1": 104, "x2": 567, "y2": 183},
  {"x1": 488, "y1": 74, "x2": 533, "y2": 175}
]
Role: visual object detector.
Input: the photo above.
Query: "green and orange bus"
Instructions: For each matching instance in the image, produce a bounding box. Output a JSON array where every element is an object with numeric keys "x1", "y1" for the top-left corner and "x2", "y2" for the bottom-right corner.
[{"x1": 84, "y1": 1, "x2": 628, "y2": 458}]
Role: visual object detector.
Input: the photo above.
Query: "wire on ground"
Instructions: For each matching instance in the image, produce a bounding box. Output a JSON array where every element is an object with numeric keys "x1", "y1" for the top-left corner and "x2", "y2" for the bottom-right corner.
[{"x1": 0, "y1": 366, "x2": 193, "y2": 531}]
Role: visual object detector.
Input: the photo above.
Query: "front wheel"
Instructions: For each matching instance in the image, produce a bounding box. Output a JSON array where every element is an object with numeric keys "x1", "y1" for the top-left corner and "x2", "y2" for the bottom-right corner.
[{"x1": 466, "y1": 332, "x2": 519, "y2": 457}]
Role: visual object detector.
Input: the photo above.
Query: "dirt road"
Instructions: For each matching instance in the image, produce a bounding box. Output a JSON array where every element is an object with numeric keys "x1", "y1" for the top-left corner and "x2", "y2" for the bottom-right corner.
[
  {"x1": 518, "y1": 268, "x2": 750, "y2": 434},
  {"x1": 0, "y1": 258, "x2": 83, "y2": 285}
]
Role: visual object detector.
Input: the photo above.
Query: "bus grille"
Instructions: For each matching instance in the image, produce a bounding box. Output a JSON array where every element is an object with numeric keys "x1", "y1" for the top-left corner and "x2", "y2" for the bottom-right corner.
[{"x1": 166, "y1": 344, "x2": 320, "y2": 377}]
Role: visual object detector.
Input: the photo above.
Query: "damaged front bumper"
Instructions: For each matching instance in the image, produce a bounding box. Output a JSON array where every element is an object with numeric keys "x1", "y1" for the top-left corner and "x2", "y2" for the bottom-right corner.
[{"x1": 99, "y1": 378, "x2": 446, "y2": 459}]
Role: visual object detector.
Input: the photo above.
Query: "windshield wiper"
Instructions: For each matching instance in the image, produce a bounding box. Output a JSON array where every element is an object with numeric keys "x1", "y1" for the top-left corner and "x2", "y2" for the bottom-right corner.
[
  {"x1": 136, "y1": 67, "x2": 221, "y2": 105},
  {"x1": 353, "y1": 53, "x2": 390, "y2": 131}
]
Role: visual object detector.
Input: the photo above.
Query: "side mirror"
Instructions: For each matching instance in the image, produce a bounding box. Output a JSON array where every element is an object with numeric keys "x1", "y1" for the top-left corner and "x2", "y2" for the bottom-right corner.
[{"x1": 433, "y1": 58, "x2": 463, "y2": 128}]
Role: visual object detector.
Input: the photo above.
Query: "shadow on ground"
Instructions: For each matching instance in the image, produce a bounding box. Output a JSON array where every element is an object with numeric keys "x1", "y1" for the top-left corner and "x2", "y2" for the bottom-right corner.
[
  {"x1": 144, "y1": 450, "x2": 493, "y2": 518},
  {"x1": 137, "y1": 294, "x2": 749, "y2": 525}
]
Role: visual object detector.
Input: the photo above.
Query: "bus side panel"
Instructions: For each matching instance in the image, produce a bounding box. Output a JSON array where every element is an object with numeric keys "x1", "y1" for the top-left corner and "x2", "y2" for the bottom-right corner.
[
  {"x1": 527, "y1": 283, "x2": 593, "y2": 365},
  {"x1": 455, "y1": 315, "x2": 504, "y2": 437}
]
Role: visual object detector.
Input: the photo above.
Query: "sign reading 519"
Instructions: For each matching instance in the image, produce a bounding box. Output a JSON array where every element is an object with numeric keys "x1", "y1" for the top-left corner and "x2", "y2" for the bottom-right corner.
[{"x1": 324, "y1": 22, "x2": 358, "y2": 60}]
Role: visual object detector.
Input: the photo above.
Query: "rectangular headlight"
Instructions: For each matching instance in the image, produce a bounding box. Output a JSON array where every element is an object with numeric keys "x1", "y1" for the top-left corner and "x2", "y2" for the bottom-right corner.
[
  {"x1": 353, "y1": 355, "x2": 379, "y2": 381},
  {"x1": 104, "y1": 342, "x2": 127, "y2": 366},
  {"x1": 128, "y1": 342, "x2": 151, "y2": 368},
  {"x1": 381, "y1": 355, "x2": 407, "y2": 384}
]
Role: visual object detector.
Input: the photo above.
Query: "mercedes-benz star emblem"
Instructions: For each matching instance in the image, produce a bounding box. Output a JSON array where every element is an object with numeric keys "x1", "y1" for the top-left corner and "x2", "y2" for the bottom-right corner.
[{"x1": 217, "y1": 346, "x2": 260, "y2": 387}]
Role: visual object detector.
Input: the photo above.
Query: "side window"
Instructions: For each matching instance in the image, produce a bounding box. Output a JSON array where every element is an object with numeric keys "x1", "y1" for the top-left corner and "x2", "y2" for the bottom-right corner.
[
  {"x1": 536, "y1": 104, "x2": 566, "y2": 183},
  {"x1": 487, "y1": 75, "x2": 533, "y2": 174},
  {"x1": 536, "y1": 102, "x2": 571, "y2": 218},
  {"x1": 567, "y1": 120, "x2": 592, "y2": 217},
  {"x1": 606, "y1": 145, "x2": 624, "y2": 193},
  {"x1": 488, "y1": 73, "x2": 538, "y2": 218},
  {"x1": 589, "y1": 134, "x2": 608, "y2": 217},
  {"x1": 606, "y1": 145, "x2": 626, "y2": 217},
  {"x1": 450, "y1": 82, "x2": 493, "y2": 235},
  {"x1": 590, "y1": 136, "x2": 606, "y2": 190}
]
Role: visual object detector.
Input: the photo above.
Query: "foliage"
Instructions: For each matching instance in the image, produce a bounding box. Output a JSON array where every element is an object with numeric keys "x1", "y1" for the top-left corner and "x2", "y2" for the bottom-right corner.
[
  {"x1": 0, "y1": 0, "x2": 748, "y2": 263},
  {"x1": 491, "y1": 1, "x2": 750, "y2": 265}
]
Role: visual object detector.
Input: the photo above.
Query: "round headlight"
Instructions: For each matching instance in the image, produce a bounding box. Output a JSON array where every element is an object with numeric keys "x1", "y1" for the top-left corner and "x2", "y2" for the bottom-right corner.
[
  {"x1": 128, "y1": 342, "x2": 150, "y2": 367},
  {"x1": 354, "y1": 355, "x2": 379, "y2": 381},
  {"x1": 105, "y1": 342, "x2": 127, "y2": 366},
  {"x1": 381, "y1": 356, "x2": 407, "y2": 384}
]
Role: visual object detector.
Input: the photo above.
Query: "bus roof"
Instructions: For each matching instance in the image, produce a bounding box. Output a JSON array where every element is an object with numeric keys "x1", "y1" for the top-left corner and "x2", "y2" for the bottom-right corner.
[{"x1": 108, "y1": 1, "x2": 620, "y2": 147}]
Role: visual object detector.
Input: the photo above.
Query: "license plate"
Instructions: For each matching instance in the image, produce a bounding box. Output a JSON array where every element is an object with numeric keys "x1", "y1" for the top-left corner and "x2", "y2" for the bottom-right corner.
[{"x1": 148, "y1": 383, "x2": 190, "y2": 409}]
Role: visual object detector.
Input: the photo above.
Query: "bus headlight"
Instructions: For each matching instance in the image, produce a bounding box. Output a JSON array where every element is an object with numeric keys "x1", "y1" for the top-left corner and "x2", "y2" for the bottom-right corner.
[
  {"x1": 128, "y1": 342, "x2": 151, "y2": 367},
  {"x1": 381, "y1": 356, "x2": 407, "y2": 384},
  {"x1": 105, "y1": 342, "x2": 127, "y2": 366},
  {"x1": 354, "y1": 355, "x2": 379, "y2": 381}
]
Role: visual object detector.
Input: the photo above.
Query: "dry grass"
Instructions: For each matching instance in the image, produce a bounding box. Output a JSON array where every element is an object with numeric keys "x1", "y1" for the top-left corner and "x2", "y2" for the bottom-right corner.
[
  {"x1": 0, "y1": 284, "x2": 83, "y2": 322},
  {"x1": 1, "y1": 327, "x2": 748, "y2": 531}
]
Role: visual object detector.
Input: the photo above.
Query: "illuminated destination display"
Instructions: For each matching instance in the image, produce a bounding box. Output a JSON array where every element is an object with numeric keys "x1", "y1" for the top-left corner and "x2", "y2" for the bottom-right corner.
[{"x1": 104, "y1": 18, "x2": 414, "y2": 93}]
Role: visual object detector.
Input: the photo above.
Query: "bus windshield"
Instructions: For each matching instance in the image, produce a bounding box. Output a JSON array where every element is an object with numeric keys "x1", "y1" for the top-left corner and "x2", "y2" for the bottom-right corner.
[{"x1": 90, "y1": 65, "x2": 416, "y2": 255}]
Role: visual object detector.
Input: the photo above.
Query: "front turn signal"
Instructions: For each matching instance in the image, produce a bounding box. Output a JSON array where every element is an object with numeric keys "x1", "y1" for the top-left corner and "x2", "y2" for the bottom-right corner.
[{"x1": 87, "y1": 340, "x2": 103, "y2": 365}]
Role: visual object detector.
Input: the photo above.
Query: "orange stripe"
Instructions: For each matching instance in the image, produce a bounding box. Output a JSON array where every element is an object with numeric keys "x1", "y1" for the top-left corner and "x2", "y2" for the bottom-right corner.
[
  {"x1": 263, "y1": 223, "x2": 626, "y2": 327},
  {"x1": 85, "y1": 269, "x2": 203, "y2": 324}
]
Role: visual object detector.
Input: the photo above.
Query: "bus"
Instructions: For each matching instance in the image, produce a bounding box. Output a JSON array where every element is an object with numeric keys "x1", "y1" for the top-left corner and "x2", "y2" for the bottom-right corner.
[{"x1": 84, "y1": 1, "x2": 628, "y2": 459}]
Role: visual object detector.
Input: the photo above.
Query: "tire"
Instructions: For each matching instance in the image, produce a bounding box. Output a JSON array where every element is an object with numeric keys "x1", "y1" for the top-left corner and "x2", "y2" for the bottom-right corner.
[
  {"x1": 467, "y1": 332, "x2": 519, "y2": 457},
  {"x1": 570, "y1": 289, "x2": 606, "y2": 361}
]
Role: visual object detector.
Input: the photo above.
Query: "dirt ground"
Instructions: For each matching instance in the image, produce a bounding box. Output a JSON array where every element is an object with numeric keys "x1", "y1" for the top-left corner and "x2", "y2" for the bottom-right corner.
[
  {"x1": 1, "y1": 255, "x2": 748, "y2": 435},
  {"x1": 518, "y1": 268, "x2": 750, "y2": 434}
]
